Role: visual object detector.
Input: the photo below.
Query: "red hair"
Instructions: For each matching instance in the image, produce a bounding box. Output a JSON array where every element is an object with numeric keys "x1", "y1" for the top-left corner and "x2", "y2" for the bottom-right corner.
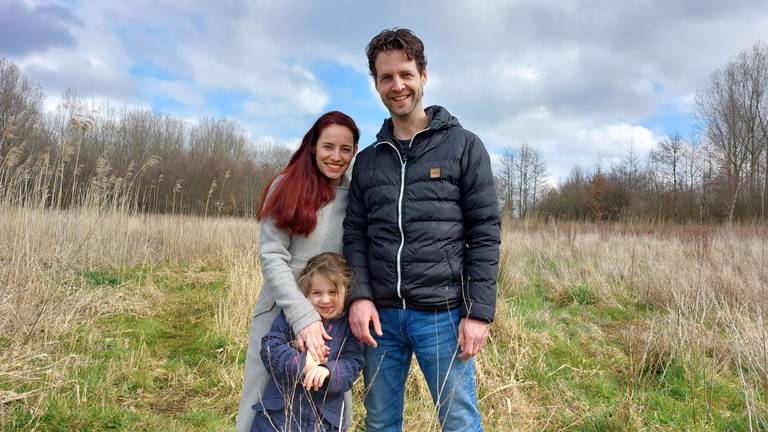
[{"x1": 257, "y1": 111, "x2": 359, "y2": 236}]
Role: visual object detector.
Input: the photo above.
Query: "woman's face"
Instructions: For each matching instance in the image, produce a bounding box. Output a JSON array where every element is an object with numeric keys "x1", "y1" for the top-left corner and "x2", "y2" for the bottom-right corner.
[{"x1": 314, "y1": 124, "x2": 356, "y2": 186}]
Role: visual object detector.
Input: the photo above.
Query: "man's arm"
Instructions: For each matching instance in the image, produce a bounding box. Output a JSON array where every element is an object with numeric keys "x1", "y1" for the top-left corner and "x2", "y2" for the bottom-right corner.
[
  {"x1": 458, "y1": 132, "x2": 501, "y2": 323},
  {"x1": 343, "y1": 160, "x2": 373, "y2": 302},
  {"x1": 457, "y1": 132, "x2": 500, "y2": 360},
  {"x1": 343, "y1": 157, "x2": 383, "y2": 346}
]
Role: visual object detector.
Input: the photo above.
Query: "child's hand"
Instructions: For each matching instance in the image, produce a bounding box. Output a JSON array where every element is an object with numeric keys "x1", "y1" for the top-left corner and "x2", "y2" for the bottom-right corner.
[
  {"x1": 303, "y1": 365, "x2": 330, "y2": 391},
  {"x1": 297, "y1": 321, "x2": 332, "y2": 363},
  {"x1": 303, "y1": 351, "x2": 319, "y2": 375}
]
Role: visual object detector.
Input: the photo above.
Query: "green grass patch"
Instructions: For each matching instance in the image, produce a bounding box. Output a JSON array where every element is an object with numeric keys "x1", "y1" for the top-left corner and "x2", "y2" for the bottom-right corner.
[
  {"x1": 505, "y1": 263, "x2": 759, "y2": 431},
  {"x1": 76, "y1": 270, "x2": 128, "y2": 287},
  {"x1": 5, "y1": 263, "x2": 240, "y2": 431},
  {"x1": 6, "y1": 255, "x2": 765, "y2": 432}
]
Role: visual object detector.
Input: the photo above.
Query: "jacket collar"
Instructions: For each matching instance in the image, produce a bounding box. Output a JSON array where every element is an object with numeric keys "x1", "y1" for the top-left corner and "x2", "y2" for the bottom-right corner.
[{"x1": 375, "y1": 105, "x2": 460, "y2": 144}]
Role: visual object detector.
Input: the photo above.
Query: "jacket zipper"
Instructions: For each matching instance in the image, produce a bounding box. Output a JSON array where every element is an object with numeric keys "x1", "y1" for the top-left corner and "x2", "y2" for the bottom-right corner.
[{"x1": 374, "y1": 127, "x2": 429, "y2": 309}]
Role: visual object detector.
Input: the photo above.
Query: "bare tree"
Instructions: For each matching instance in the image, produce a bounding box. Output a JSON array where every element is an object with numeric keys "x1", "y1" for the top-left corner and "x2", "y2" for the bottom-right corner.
[
  {"x1": 697, "y1": 42, "x2": 768, "y2": 221},
  {"x1": 496, "y1": 147, "x2": 516, "y2": 216},
  {"x1": 0, "y1": 58, "x2": 43, "y2": 155},
  {"x1": 514, "y1": 143, "x2": 547, "y2": 217},
  {"x1": 650, "y1": 133, "x2": 685, "y2": 217}
]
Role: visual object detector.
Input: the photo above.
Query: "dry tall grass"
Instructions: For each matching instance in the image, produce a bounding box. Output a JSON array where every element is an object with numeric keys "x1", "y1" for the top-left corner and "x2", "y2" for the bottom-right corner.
[
  {"x1": 215, "y1": 246, "x2": 262, "y2": 343},
  {"x1": 0, "y1": 205, "x2": 258, "y2": 413},
  {"x1": 492, "y1": 220, "x2": 768, "y2": 429},
  {"x1": 216, "y1": 220, "x2": 767, "y2": 430},
  {"x1": 2, "y1": 186, "x2": 767, "y2": 430},
  {"x1": 0, "y1": 206, "x2": 257, "y2": 339},
  {"x1": 1, "y1": 110, "x2": 264, "y2": 424}
]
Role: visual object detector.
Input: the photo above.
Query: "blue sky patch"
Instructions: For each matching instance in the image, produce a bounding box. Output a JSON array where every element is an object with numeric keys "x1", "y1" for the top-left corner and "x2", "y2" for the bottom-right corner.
[
  {"x1": 314, "y1": 61, "x2": 386, "y2": 147},
  {"x1": 640, "y1": 106, "x2": 697, "y2": 137},
  {"x1": 128, "y1": 60, "x2": 179, "y2": 81}
]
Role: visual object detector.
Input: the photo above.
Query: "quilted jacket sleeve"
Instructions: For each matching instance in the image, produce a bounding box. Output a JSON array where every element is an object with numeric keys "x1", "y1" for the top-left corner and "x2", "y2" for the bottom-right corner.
[
  {"x1": 343, "y1": 158, "x2": 374, "y2": 302},
  {"x1": 322, "y1": 327, "x2": 365, "y2": 394},
  {"x1": 260, "y1": 311, "x2": 306, "y2": 382},
  {"x1": 458, "y1": 132, "x2": 501, "y2": 322}
]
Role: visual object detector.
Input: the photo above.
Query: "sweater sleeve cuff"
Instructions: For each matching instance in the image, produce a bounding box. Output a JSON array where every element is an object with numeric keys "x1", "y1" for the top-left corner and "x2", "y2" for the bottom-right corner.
[
  {"x1": 291, "y1": 309, "x2": 322, "y2": 336},
  {"x1": 323, "y1": 361, "x2": 343, "y2": 393},
  {"x1": 317, "y1": 364, "x2": 332, "y2": 392},
  {"x1": 288, "y1": 352, "x2": 307, "y2": 378}
]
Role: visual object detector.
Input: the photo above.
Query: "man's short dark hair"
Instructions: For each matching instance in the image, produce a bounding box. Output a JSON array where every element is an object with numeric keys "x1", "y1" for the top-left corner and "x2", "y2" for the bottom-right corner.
[{"x1": 366, "y1": 28, "x2": 427, "y2": 80}]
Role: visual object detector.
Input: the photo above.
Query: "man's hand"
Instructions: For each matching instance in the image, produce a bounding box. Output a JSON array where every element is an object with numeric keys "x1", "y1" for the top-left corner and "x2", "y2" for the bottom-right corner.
[
  {"x1": 297, "y1": 321, "x2": 331, "y2": 363},
  {"x1": 349, "y1": 299, "x2": 382, "y2": 347},
  {"x1": 457, "y1": 317, "x2": 490, "y2": 361},
  {"x1": 303, "y1": 365, "x2": 330, "y2": 391}
]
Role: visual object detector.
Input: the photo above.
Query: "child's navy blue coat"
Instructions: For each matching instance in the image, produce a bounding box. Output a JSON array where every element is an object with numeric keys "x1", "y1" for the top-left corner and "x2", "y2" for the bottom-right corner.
[{"x1": 251, "y1": 311, "x2": 364, "y2": 431}]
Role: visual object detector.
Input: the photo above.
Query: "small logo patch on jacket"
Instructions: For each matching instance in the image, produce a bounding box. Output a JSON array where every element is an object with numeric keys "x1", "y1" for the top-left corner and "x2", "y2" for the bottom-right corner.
[{"x1": 430, "y1": 167, "x2": 441, "y2": 178}]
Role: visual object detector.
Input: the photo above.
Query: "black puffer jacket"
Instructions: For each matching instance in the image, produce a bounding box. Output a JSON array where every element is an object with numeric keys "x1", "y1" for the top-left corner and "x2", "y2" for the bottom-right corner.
[{"x1": 343, "y1": 106, "x2": 500, "y2": 322}]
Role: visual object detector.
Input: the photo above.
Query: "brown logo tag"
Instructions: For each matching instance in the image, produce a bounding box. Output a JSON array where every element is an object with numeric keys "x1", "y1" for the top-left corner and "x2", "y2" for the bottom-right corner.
[{"x1": 430, "y1": 167, "x2": 441, "y2": 178}]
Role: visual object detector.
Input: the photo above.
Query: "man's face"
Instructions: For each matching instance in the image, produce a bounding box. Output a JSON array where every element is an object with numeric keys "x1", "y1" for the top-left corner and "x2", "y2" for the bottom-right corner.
[{"x1": 374, "y1": 49, "x2": 427, "y2": 120}]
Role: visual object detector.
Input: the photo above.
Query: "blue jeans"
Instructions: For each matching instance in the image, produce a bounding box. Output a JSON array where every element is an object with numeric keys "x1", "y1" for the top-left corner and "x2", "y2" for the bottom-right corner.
[{"x1": 363, "y1": 307, "x2": 484, "y2": 432}]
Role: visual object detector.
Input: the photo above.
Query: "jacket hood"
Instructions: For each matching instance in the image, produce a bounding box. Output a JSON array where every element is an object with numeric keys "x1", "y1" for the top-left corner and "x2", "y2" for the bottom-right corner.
[
  {"x1": 337, "y1": 169, "x2": 352, "y2": 189},
  {"x1": 375, "y1": 105, "x2": 460, "y2": 142}
]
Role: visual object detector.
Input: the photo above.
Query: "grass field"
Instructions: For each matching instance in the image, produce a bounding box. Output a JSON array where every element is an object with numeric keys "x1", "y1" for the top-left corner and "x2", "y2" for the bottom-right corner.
[{"x1": 1, "y1": 207, "x2": 766, "y2": 431}]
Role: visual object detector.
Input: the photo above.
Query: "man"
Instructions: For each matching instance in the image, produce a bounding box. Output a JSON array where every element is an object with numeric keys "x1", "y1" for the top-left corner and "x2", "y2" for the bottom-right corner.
[{"x1": 343, "y1": 28, "x2": 500, "y2": 432}]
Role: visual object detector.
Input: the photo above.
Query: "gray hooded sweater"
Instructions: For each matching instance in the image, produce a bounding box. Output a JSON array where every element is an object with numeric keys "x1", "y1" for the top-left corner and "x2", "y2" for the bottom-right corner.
[{"x1": 236, "y1": 173, "x2": 351, "y2": 432}]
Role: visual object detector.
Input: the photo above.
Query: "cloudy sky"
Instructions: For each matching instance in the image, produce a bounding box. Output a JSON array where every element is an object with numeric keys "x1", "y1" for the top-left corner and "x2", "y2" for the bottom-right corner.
[{"x1": 2, "y1": 0, "x2": 768, "y2": 181}]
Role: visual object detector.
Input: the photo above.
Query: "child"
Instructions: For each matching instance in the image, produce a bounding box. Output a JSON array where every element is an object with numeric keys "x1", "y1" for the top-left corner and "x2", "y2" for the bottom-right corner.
[{"x1": 251, "y1": 252, "x2": 364, "y2": 432}]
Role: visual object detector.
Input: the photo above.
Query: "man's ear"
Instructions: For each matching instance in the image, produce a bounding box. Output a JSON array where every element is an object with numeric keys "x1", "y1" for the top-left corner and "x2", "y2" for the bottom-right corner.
[{"x1": 421, "y1": 68, "x2": 428, "y2": 85}]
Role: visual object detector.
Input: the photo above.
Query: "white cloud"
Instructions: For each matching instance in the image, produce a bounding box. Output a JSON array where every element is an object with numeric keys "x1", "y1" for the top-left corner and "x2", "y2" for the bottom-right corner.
[
  {"x1": 576, "y1": 123, "x2": 658, "y2": 157},
  {"x1": 493, "y1": 62, "x2": 540, "y2": 82},
  {"x1": 6, "y1": 0, "x2": 768, "y2": 185},
  {"x1": 18, "y1": 50, "x2": 137, "y2": 102},
  {"x1": 477, "y1": 103, "x2": 661, "y2": 182},
  {"x1": 144, "y1": 79, "x2": 206, "y2": 107},
  {"x1": 288, "y1": 84, "x2": 331, "y2": 116}
]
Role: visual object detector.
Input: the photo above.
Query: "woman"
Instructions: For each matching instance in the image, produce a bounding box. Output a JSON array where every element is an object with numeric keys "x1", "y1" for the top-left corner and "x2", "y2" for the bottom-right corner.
[{"x1": 236, "y1": 111, "x2": 359, "y2": 432}]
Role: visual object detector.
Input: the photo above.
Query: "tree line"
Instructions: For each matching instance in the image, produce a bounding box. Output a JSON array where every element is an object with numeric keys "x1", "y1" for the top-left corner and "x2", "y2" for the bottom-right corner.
[
  {"x1": 4, "y1": 40, "x2": 768, "y2": 221},
  {"x1": 498, "y1": 42, "x2": 768, "y2": 222},
  {"x1": 0, "y1": 58, "x2": 290, "y2": 216}
]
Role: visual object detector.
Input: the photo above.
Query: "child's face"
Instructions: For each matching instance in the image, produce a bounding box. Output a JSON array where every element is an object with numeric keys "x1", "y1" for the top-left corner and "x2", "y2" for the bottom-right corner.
[{"x1": 307, "y1": 273, "x2": 345, "y2": 320}]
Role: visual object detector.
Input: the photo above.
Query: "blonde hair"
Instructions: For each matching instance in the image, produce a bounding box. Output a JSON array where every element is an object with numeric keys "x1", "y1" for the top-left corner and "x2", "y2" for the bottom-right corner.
[{"x1": 297, "y1": 252, "x2": 354, "y2": 300}]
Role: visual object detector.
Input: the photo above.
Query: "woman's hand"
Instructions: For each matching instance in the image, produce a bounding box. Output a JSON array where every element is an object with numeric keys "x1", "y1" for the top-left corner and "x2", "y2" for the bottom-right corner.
[
  {"x1": 303, "y1": 365, "x2": 330, "y2": 391},
  {"x1": 296, "y1": 320, "x2": 331, "y2": 363}
]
